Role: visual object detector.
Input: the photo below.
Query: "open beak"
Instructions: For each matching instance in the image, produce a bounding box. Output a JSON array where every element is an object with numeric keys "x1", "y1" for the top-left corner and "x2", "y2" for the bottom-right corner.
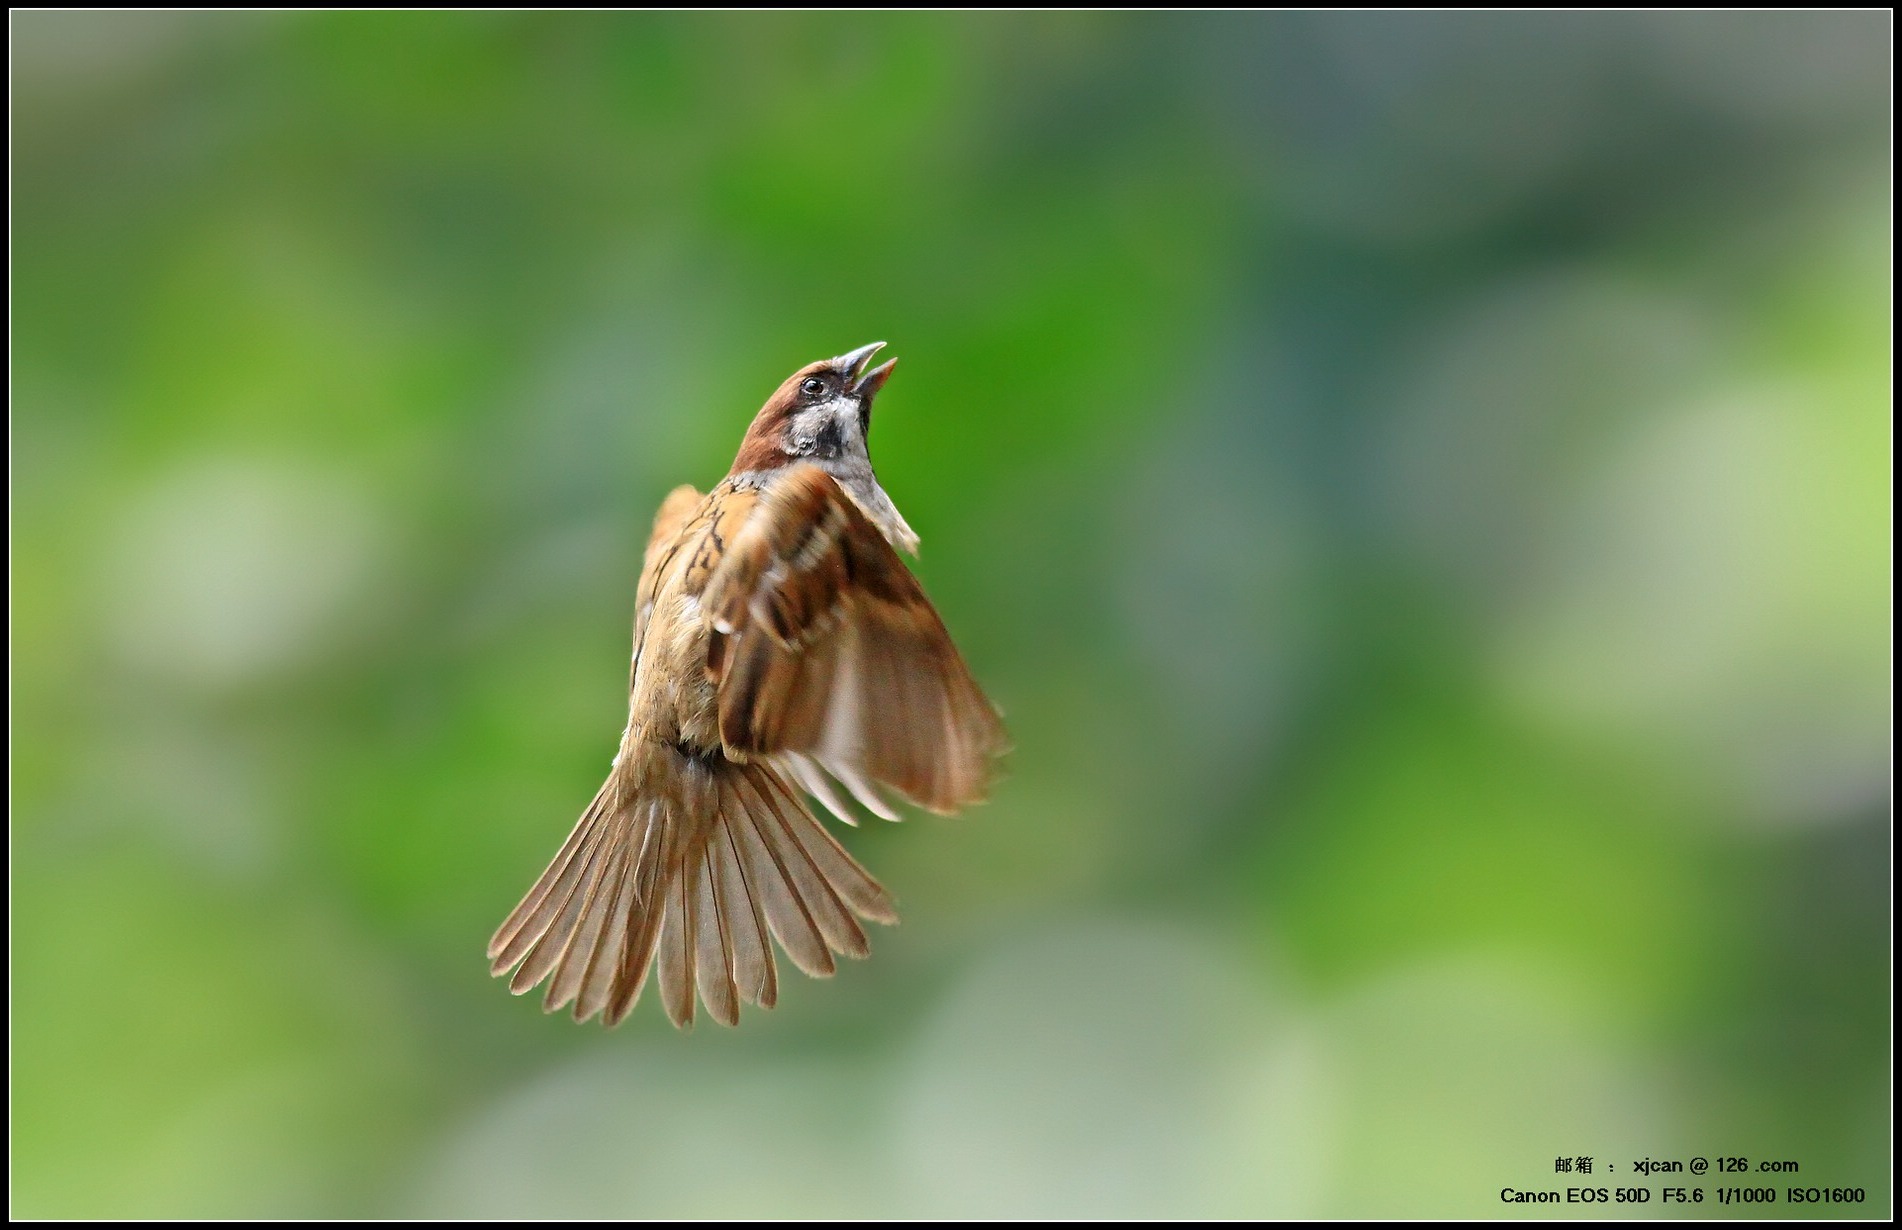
[{"x1": 837, "y1": 341, "x2": 897, "y2": 397}]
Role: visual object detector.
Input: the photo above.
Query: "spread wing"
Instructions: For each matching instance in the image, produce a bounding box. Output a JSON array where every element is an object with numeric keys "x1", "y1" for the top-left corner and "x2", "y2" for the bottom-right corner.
[
  {"x1": 698, "y1": 464, "x2": 1007, "y2": 819},
  {"x1": 629, "y1": 484, "x2": 705, "y2": 688}
]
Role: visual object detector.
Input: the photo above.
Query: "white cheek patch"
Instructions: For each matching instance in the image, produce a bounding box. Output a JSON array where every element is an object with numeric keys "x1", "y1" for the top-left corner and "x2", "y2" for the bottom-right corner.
[{"x1": 788, "y1": 400, "x2": 864, "y2": 457}]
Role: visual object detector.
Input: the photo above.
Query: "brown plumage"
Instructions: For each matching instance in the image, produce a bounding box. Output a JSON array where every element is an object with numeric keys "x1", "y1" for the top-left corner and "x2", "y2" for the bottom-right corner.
[{"x1": 488, "y1": 343, "x2": 1007, "y2": 1028}]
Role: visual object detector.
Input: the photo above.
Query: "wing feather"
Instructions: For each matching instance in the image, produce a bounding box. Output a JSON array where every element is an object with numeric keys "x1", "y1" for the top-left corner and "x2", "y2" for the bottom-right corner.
[
  {"x1": 631, "y1": 485, "x2": 705, "y2": 687},
  {"x1": 700, "y1": 464, "x2": 1005, "y2": 815}
]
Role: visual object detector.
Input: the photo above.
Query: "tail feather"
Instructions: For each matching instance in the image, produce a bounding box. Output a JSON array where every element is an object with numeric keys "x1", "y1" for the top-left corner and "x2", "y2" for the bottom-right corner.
[
  {"x1": 532, "y1": 812, "x2": 624, "y2": 1008},
  {"x1": 728, "y1": 769, "x2": 835, "y2": 978},
  {"x1": 567, "y1": 828, "x2": 636, "y2": 1021},
  {"x1": 748, "y1": 771, "x2": 869, "y2": 959},
  {"x1": 499, "y1": 799, "x2": 618, "y2": 990},
  {"x1": 510, "y1": 807, "x2": 625, "y2": 995},
  {"x1": 603, "y1": 828, "x2": 669, "y2": 1026},
  {"x1": 488, "y1": 780, "x2": 614, "y2": 969},
  {"x1": 760, "y1": 770, "x2": 897, "y2": 925},
  {"x1": 692, "y1": 842, "x2": 741, "y2": 1027},
  {"x1": 491, "y1": 750, "x2": 890, "y2": 1027},
  {"x1": 655, "y1": 857, "x2": 698, "y2": 1028},
  {"x1": 712, "y1": 803, "x2": 777, "y2": 1008}
]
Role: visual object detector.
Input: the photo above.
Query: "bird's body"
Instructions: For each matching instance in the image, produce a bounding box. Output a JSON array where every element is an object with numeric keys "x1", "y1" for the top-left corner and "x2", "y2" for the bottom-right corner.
[{"x1": 489, "y1": 343, "x2": 1005, "y2": 1028}]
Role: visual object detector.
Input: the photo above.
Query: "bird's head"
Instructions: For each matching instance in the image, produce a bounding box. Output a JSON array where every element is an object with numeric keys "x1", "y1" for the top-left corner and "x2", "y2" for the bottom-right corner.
[{"x1": 730, "y1": 341, "x2": 896, "y2": 476}]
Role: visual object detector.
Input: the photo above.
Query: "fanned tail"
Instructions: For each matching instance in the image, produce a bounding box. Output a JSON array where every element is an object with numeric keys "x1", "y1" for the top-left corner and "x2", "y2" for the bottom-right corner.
[{"x1": 487, "y1": 747, "x2": 895, "y2": 1028}]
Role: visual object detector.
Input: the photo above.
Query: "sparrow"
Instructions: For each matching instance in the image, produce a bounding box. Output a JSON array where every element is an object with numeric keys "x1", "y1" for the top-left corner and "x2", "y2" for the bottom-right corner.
[{"x1": 488, "y1": 342, "x2": 1007, "y2": 1028}]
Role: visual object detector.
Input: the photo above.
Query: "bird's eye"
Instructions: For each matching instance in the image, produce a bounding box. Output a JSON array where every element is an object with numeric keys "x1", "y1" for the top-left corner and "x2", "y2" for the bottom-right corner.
[{"x1": 799, "y1": 376, "x2": 826, "y2": 398}]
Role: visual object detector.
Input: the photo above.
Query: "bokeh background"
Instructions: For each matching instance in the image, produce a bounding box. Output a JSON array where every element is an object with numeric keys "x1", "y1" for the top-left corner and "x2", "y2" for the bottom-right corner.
[{"x1": 11, "y1": 12, "x2": 1890, "y2": 1219}]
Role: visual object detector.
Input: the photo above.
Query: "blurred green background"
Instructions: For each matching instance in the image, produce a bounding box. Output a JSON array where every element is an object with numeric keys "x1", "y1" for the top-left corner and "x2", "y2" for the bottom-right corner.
[{"x1": 11, "y1": 12, "x2": 1890, "y2": 1219}]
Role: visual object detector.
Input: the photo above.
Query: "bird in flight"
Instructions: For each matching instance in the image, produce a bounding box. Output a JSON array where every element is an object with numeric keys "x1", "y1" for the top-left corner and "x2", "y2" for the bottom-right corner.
[{"x1": 489, "y1": 342, "x2": 1007, "y2": 1028}]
